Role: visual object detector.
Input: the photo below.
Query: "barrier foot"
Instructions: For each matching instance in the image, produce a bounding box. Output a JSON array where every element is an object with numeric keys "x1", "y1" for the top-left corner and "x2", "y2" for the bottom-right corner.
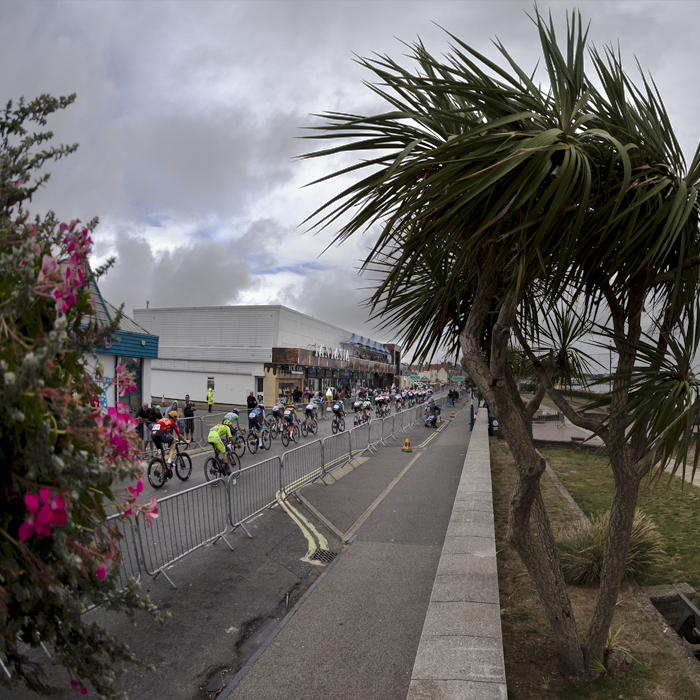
[
  {"x1": 213, "y1": 533, "x2": 236, "y2": 552},
  {"x1": 153, "y1": 567, "x2": 178, "y2": 590}
]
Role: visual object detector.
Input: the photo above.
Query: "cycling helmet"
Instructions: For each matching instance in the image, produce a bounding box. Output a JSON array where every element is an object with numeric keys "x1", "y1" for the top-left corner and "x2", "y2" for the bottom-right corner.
[
  {"x1": 224, "y1": 412, "x2": 238, "y2": 422},
  {"x1": 222, "y1": 418, "x2": 232, "y2": 427},
  {"x1": 231, "y1": 408, "x2": 239, "y2": 415},
  {"x1": 168, "y1": 410, "x2": 179, "y2": 419}
]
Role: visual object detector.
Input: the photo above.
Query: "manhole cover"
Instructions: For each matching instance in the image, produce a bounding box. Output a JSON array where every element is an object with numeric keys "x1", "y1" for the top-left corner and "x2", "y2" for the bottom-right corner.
[{"x1": 310, "y1": 549, "x2": 338, "y2": 564}]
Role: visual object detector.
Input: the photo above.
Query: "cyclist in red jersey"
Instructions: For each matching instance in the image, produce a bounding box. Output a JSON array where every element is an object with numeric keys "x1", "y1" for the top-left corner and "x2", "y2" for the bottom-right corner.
[{"x1": 152, "y1": 411, "x2": 189, "y2": 464}]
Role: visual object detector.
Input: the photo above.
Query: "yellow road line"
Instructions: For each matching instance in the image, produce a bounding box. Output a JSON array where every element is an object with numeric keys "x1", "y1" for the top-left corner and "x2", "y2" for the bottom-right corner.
[{"x1": 276, "y1": 489, "x2": 329, "y2": 566}]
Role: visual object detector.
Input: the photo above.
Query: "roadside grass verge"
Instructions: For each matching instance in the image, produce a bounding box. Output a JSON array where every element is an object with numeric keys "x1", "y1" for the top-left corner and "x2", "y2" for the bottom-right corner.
[
  {"x1": 540, "y1": 448, "x2": 700, "y2": 591},
  {"x1": 492, "y1": 437, "x2": 700, "y2": 700}
]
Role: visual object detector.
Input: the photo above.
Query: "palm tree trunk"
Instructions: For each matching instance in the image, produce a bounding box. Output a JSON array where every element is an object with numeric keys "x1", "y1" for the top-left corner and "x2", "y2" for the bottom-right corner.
[{"x1": 583, "y1": 469, "x2": 641, "y2": 666}]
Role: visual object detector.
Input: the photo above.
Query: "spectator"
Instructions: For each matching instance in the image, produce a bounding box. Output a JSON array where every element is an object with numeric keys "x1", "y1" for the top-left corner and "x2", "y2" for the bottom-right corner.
[
  {"x1": 166, "y1": 400, "x2": 185, "y2": 435},
  {"x1": 247, "y1": 391, "x2": 258, "y2": 409},
  {"x1": 207, "y1": 387, "x2": 214, "y2": 413},
  {"x1": 183, "y1": 394, "x2": 196, "y2": 441},
  {"x1": 136, "y1": 402, "x2": 150, "y2": 450},
  {"x1": 293, "y1": 387, "x2": 301, "y2": 403}
]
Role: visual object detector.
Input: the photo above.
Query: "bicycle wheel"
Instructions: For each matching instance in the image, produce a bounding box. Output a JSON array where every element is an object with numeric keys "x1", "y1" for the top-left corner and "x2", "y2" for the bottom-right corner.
[
  {"x1": 300, "y1": 421, "x2": 308, "y2": 437},
  {"x1": 292, "y1": 425, "x2": 300, "y2": 443},
  {"x1": 310, "y1": 420, "x2": 318, "y2": 435},
  {"x1": 232, "y1": 434, "x2": 246, "y2": 459},
  {"x1": 175, "y1": 452, "x2": 192, "y2": 481},
  {"x1": 331, "y1": 417, "x2": 338, "y2": 434},
  {"x1": 228, "y1": 451, "x2": 241, "y2": 477},
  {"x1": 247, "y1": 431, "x2": 259, "y2": 454},
  {"x1": 339, "y1": 417, "x2": 345, "y2": 432},
  {"x1": 281, "y1": 427, "x2": 290, "y2": 447},
  {"x1": 269, "y1": 421, "x2": 279, "y2": 439},
  {"x1": 262, "y1": 430, "x2": 271, "y2": 450},
  {"x1": 148, "y1": 458, "x2": 166, "y2": 489},
  {"x1": 204, "y1": 456, "x2": 223, "y2": 484}
]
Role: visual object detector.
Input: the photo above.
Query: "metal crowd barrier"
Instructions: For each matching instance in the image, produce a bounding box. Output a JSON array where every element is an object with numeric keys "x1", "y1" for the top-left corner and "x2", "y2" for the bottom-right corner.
[
  {"x1": 136, "y1": 479, "x2": 233, "y2": 589},
  {"x1": 322, "y1": 431, "x2": 353, "y2": 476},
  {"x1": 350, "y1": 421, "x2": 371, "y2": 458},
  {"x1": 281, "y1": 440, "x2": 324, "y2": 495},
  {"x1": 227, "y1": 455, "x2": 281, "y2": 533},
  {"x1": 114, "y1": 396, "x2": 446, "y2": 591},
  {"x1": 106, "y1": 512, "x2": 142, "y2": 592}
]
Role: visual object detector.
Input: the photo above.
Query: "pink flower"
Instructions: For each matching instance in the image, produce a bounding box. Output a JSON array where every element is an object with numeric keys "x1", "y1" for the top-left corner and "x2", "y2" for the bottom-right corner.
[
  {"x1": 18, "y1": 489, "x2": 68, "y2": 541},
  {"x1": 128, "y1": 478, "x2": 144, "y2": 498},
  {"x1": 95, "y1": 564, "x2": 107, "y2": 580},
  {"x1": 36, "y1": 254, "x2": 58, "y2": 284},
  {"x1": 70, "y1": 679, "x2": 88, "y2": 695},
  {"x1": 145, "y1": 496, "x2": 159, "y2": 525}
]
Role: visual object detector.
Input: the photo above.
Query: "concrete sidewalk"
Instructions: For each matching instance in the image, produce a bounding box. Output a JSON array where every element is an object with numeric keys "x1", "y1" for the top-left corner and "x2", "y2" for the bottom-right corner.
[
  {"x1": 222, "y1": 406, "x2": 493, "y2": 700},
  {"x1": 5, "y1": 404, "x2": 498, "y2": 700}
]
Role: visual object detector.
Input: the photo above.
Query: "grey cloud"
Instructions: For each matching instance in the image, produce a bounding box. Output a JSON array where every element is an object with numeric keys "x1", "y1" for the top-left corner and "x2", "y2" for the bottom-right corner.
[{"x1": 96, "y1": 230, "x2": 252, "y2": 315}]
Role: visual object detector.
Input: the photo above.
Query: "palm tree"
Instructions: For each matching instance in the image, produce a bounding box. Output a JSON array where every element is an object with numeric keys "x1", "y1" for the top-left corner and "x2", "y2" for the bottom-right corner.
[{"x1": 303, "y1": 9, "x2": 700, "y2": 673}]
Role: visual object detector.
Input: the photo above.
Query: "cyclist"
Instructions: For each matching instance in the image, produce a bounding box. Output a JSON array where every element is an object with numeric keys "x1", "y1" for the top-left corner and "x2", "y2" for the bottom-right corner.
[
  {"x1": 224, "y1": 409, "x2": 242, "y2": 433},
  {"x1": 362, "y1": 398, "x2": 372, "y2": 422},
  {"x1": 207, "y1": 417, "x2": 234, "y2": 474},
  {"x1": 283, "y1": 403, "x2": 298, "y2": 436},
  {"x1": 152, "y1": 410, "x2": 189, "y2": 465},
  {"x1": 272, "y1": 401, "x2": 284, "y2": 426},
  {"x1": 248, "y1": 403, "x2": 266, "y2": 448},
  {"x1": 332, "y1": 400, "x2": 345, "y2": 422}
]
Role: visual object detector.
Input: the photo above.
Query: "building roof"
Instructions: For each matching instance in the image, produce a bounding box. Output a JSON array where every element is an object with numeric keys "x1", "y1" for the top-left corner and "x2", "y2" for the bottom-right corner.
[{"x1": 88, "y1": 278, "x2": 152, "y2": 335}]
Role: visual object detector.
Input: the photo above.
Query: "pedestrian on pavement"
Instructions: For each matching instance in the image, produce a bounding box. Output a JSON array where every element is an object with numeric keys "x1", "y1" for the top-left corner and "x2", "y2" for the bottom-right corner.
[
  {"x1": 136, "y1": 401, "x2": 150, "y2": 450},
  {"x1": 207, "y1": 387, "x2": 214, "y2": 413},
  {"x1": 247, "y1": 391, "x2": 258, "y2": 409},
  {"x1": 184, "y1": 394, "x2": 196, "y2": 440}
]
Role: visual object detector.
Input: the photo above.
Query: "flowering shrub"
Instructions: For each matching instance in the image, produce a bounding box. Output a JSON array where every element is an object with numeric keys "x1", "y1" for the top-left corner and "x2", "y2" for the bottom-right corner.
[{"x1": 0, "y1": 95, "x2": 166, "y2": 699}]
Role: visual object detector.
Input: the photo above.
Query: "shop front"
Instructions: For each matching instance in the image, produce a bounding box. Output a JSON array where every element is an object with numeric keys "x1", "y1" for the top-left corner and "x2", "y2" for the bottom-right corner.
[{"x1": 265, "y1": 344, "x2": 398, "y2": 402}]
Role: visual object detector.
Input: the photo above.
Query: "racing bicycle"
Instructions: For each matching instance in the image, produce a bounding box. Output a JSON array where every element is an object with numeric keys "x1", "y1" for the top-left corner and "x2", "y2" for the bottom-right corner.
[
  {"x1": 247, "y1": 424, "x2": 271, "y2": 454},
  {"x1": 148, "y1": 440, "x2": 192, "y2": 489},
  {"x1": 331, "y1": 413, "x2": 345, "y2": 433},
  {"x1": 204, "y1": 440, "x2": 241, "y2": 484}
]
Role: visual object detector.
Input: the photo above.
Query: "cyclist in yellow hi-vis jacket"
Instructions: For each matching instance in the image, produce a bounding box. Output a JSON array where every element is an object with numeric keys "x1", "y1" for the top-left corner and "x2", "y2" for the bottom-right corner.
[{"x1": 207, "y1": 417, "x2": 233, "y2": 473}]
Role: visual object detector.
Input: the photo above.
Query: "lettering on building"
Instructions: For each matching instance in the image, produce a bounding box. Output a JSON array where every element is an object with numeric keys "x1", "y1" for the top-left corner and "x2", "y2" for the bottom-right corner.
[{"x1": 315, "y1": 344, "x2": 350, "y2": 361}]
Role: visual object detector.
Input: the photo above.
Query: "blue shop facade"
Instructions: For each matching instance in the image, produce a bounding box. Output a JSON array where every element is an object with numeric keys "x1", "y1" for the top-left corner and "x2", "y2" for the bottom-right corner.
[{"x1": 86, "y1": 280, "x2": 159, "y2": 414}]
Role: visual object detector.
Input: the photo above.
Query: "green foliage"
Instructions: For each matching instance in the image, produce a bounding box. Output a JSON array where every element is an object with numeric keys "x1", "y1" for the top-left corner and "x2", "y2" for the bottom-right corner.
[
  {"x1": 557, "y1": 510, "x2": 665, "y2": 586},
  {"x1": 0, "y1": 96, "x2": 164, "y2": 699}
]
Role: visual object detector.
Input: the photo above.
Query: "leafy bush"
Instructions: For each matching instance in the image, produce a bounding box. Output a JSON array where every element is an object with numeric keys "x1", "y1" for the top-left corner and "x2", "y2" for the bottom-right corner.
[
  {"x1": 0, "y1": 95, "x2": 163, "y2": 699},
  {"x1": 557, "y1": 510, "x2": 665, "y2": 585}
]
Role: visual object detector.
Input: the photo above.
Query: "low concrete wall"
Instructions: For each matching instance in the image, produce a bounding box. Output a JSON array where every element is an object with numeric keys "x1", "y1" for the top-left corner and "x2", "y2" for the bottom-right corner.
[{"x1": 407, "y1": 411, "x2": 506, "y2": 700}]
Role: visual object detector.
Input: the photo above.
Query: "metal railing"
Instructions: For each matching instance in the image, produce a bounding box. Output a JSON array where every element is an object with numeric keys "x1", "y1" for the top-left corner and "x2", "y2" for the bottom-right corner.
[
  {"x1": 228, "y1": 456, "x2": 281, "y2": 531},
  {"x1": 322, "y1": 431, "x2": 353, "y2": 476},
  {"x1": 281, "y1": 441, "x2": 324, "y2": 495},
  {"x1": 135, "y1": 479, "x2": 233, "y2": 588},
  {"x1": 114, "y1": 392, "x2": 448, "y2": 590}
]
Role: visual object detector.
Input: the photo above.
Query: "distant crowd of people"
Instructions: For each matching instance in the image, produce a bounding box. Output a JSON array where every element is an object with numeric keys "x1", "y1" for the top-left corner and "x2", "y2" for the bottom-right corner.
[{"x1": 134, "y1": 382, "x2": 463, "y2": 452}]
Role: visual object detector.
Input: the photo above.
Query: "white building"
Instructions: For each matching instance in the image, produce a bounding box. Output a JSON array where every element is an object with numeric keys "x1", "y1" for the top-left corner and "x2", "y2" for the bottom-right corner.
[{"x1": 133, "y1": 305, "x2": 400, "y2": 407}]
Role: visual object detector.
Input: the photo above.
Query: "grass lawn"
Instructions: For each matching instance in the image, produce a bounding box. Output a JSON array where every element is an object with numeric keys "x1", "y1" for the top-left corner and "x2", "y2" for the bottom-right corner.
[
  {"x1": 540, "y1": 448, "x2": 700, "y2": 591},
  {"x1": 492, "y1": 437, "x2": 700, "y2": 700}
]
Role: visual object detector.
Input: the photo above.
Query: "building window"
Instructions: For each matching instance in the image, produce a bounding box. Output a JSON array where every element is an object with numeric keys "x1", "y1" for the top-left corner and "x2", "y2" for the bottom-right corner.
[
  {"x1": 207, "y1": 377, "x2": 215, "y2": 391},
  {"x1": 256, "y1": 376, "x2": 264, "y2": 394},
  {"x1": 118, "y1": 356, "x2": 142, "y2": 414}
]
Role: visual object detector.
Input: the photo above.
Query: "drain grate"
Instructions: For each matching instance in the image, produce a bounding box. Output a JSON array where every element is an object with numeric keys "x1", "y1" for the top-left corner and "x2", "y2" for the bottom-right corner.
[{"x1": 310, "y1": 549, "x2": 338, "y2": 564}]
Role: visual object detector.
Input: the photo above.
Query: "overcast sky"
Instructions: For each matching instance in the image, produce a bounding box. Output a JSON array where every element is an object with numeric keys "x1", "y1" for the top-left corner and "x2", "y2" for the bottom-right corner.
[{"x1": 4, "y1": 0, "x2": 700, "y2": 363}]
